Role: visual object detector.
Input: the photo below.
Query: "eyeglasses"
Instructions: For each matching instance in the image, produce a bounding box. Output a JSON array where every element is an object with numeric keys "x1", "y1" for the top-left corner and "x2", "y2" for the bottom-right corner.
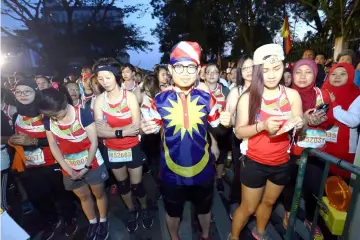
[
  {"x1": 205, "y1": 71, "x2": 219, "y2": 75},
  {"x1": 241, "y1": 66, "x2": 253, "y2": 72},
  {"x1": 14, "y1": 90, "x2": 34, "y2": 97},
  {"x1": 67, "y1": 88, "x2": 80, "y2": 92},
  {"x1": 172, "y1": 64, "x2": 198, "y2": 74}
]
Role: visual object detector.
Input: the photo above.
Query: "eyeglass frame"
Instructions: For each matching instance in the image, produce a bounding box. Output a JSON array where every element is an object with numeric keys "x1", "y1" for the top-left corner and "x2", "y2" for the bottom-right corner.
[
  {"x1": 171, "y1": 64, "x2": 199, "y2": 74},
  {"x1": 14, "y1": 89, "x2": 34, "y2": 97}
]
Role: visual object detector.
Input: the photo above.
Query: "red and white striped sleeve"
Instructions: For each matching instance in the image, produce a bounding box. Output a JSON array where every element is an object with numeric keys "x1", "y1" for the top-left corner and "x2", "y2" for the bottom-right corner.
[
  {"x1": 140, "y1": 95, "x2": 163, "y2": 133},
  {"x1": 207, "y1": 92, "x2": 220, "y2": 127}
]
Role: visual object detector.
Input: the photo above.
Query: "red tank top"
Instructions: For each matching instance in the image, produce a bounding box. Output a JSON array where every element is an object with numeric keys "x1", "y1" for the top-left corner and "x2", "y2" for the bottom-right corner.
[
  {"x1": 50, "y1": 106, "x2": 103, "y2": 175},
  {"x1": 292, "y1": 87, "x2": 330, "y2": 155},
  {"x1": 244, "y1": 85, "x2": 292, "y2": 165},
  {"x1": 102, "y1": 89, "x2": 139, "y2": 150},
  {"x1": 15, "y1": 114, "x2": 56, "y2": 167}
]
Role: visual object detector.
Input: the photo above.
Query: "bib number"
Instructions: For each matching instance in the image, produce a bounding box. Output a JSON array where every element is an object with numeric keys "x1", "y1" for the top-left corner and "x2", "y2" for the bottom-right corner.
[
  {"x1": 108, "y1": 149, "x2": 132, "y2": 163},
  {"x1": 24, "y1": 148, "x2": 45, "y2": 166},
  {"x1": 326, "y1": 126, "x2": 339, "y2": 143},
  {"x1": 64, "y1": 150, "x2": 88, "y2": 170},
  {"x1": 297, "y1": 129, "x2": 326, "y2": 148}
]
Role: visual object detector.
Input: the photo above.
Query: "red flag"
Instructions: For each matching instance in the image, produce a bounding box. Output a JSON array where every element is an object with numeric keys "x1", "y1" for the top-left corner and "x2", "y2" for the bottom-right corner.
[{"x1": 281, "y1": 16, "x2": 292, "y2": 55}]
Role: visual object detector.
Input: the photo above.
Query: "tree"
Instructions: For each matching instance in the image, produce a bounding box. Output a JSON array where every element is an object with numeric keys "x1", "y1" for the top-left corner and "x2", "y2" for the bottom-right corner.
[
  {"x1": 1, "y1": 0, "x2": 152, "y2": 74},
  {"x1": 151, "y1": 0, "x2": 284, "y2": 64}
]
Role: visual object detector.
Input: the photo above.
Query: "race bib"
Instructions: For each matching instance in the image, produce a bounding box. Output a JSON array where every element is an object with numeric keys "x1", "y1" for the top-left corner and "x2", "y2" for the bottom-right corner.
[
  {"x1": 108, "y1": 149, "x2": 132, "y2": 163},
  {"x1": 24, "y1": 148, "x2": 45, "y2": 166},
  {"x1": 326, "y1": 126, "x2": 339, "y2": 143},
  {"x1": 64, "y1": 150, "x2": 88, "y2": 170},
  {"x1": 297, "y1": 129, "x2": 326, "y2": 148}
]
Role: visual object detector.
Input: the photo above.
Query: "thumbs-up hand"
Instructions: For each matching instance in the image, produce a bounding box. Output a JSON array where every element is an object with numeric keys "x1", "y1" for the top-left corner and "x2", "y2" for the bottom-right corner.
[
  {"x1": 219, "y1": 103, "x2": 231, "y2": 128},
  {"x1": 140, "y1": 112, "x2": 158, "y2": 135}
]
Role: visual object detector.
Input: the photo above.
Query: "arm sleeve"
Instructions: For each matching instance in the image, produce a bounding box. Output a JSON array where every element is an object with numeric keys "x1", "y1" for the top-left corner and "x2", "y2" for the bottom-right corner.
[
  {"x1": 80, "y1": 108, "x2": 95, "y2": 128},
  {"x1": 332, "y1": 96, "x2": 360, "y2": 128}
]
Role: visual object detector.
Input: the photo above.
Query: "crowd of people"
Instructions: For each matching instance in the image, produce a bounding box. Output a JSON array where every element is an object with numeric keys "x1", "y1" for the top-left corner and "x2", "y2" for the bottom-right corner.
[{"x1": 1, "y1": 41, "x2": 360, "y2": 240}]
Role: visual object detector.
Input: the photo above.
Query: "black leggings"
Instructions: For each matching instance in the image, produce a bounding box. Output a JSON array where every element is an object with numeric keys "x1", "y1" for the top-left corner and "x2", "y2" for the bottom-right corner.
[
  {"x1": 229, "y1": 133, "x2": 242, "y2": 204},
  {"x1": 19, "y1": 165, "x2": 76, "y2": 224}
]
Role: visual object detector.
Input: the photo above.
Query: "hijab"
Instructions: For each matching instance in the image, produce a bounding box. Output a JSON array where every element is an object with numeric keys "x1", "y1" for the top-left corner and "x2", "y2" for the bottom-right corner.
[
  {"x1": 291, "y1": 59, "x2": 318, "y2": 111},
  {"x1": 15, "y1": 80, "x2": 40, "y2": 117},
  {"x1": 322, "y1": 63, "x2": 360, "y2": 110}
]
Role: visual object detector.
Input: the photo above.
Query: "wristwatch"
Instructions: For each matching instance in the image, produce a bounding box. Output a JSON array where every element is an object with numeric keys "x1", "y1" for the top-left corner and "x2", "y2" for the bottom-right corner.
[{"x1": 84, "y1": 165, "x2": 93, "y2": 170}]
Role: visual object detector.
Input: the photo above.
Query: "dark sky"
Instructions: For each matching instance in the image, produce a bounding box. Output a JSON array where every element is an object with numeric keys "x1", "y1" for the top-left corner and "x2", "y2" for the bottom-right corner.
[{"x1": 1, "y1": 0, "x2": 162, "y2": 70}]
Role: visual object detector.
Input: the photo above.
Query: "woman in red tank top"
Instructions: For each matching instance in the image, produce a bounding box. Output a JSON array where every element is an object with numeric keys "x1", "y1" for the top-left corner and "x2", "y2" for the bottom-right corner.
[
  {"x1": 282, "y1": 59, "x2": 334, "y2": 239},
  {"x1": 38, "y1": 85, "x2": 110, "y2": 240},
  {"x1": 93, "y1": 58, "x2": 153, "y2": 232},
  {"x1": 230, "y1": 44, "x2": 304, "y2": 240},
  {"x1": 9, "y1": 80, "x2": 77, "y2": 239}
]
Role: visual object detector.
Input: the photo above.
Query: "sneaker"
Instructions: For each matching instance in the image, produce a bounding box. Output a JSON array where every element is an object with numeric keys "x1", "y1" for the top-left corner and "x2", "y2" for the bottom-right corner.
[
  {"x1": 229, "y1": 203, "x2": 239, "y2": 220},
  {"x1": 65, "y1": 218, "x2": 78, "y2": 236},
  {"x1": 22, "y1": 201, "x2": 33, "y2": 215},
  {"x1": 251, "y1": 227, "x2": 268, "y2": 240},
  {"x1": 304, "y1": 219, "x2": 324, "y2": 240},
  {"x1": 141, "y1": 209, "x2": 153, "y2": 228},
  {"x1": 216, "y1": 179, "x2": 224, "y2": 192},
  {"x1": 227, "y1": 233, "x2": 238, "y2": 240},
  {"x1": 126, "y1": 210, "x2": 138, "y2": 232},
  {"x1": 41, "y1": 220, "x2": 61, "y2": 240},
  {"x1": 283, "y1": 211, "x2": 290, "y2": 229},
  {"x1": 85, "y1": 223, "x2": 98, "y2": 240},
  {"x1": 95, "y1": 221, "x2": 109, "y2": 240}
]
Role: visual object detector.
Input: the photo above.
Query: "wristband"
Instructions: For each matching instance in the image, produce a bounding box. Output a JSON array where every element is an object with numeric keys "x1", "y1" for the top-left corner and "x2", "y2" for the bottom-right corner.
[
  {"x1": 115, "y1": 130, "x2": 123, "y2": 138},
  {"x1": 256, "y1": 123, "x2": 259, "y2": 132},
  {"x1": 84, "y1": 165, "x2": 92, "y2": 170}
]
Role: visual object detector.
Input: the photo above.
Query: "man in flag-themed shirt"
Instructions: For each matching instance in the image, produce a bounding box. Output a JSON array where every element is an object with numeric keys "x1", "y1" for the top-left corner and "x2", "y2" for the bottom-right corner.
[{"x1": 140, "y1": 41, "x2": 231, "y2": 240}]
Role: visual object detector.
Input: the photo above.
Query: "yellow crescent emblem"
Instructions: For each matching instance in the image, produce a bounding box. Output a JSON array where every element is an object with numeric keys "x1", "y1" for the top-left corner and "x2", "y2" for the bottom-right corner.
[{"x1": 163, "y1": 135, "x2": 209, "y2": 178}]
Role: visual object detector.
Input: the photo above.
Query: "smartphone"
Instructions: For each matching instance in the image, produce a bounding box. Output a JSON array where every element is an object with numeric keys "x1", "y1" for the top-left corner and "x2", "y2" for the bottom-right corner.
[{"x1": 316, "y1": 103, "x2": 329, "y2": 113}]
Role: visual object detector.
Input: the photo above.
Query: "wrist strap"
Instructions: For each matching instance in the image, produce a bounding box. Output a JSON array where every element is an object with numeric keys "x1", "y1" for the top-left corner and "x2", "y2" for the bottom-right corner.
[{"x1": 115, "y1": 130, "x2": 123, "y2": 138}]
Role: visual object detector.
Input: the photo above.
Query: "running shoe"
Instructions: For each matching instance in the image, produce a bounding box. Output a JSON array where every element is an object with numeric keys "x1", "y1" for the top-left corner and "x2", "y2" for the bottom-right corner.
[
  {"x1": 95, "y1": 221, "x2": 109, "y2": 240},
  {"x1": 229, "y1": 203, "x2": 239, "y2": 220},
  {"x1": 251, "y1": 227, "x2": 268, "y2": 240},
  {"x1": 127, "y1": 209, "x2": 138, "y2": 232},
  {"x1": 22, "y1": 201, "x2": 34, "y2": 215},
  {"x1": 216, "y1": 178, "x2": 225, "y2": 192},
  {"x1": 41, "y1": 219, "x2": 61, "y2": 240},
  {"x1": 304, "y1": 219, "x2": 324, "y2": 240},
  {"x1": 85, "y1": 223, "x2": 98, "y2": 240},
  {"x1": 141, "y1": 208, "x2": 153, "y2": 228},
  {"x1": 283, "y1": 211, "x2": 290, "y2": 230},
  {"x1": 64, "y1": 218, "x2": 78, "y2": 236}
]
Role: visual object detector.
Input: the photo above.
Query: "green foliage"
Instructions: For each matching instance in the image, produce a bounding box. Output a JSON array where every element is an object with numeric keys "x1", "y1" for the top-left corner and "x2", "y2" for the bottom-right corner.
[{"x1": 151, "y1": 0, "x2": 284, "y2": 64}]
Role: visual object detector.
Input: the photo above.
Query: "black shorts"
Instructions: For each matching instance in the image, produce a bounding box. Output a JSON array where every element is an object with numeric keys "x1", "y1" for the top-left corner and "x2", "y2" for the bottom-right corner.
[
  {"x1": 103, "y1": 143, "x2": 146, "y2": 169},
  {"x1": 160, "y1": 180, "x2": 214, "y2": 218},
  {"x1": 240, "y1": 156, "x2": 291, "y2": 188}
]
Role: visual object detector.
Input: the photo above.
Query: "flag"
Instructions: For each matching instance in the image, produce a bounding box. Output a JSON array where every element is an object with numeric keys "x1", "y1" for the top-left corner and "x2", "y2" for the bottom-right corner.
[{"x1": 281, "y1": 16, "x2": 292, "y2": 55}]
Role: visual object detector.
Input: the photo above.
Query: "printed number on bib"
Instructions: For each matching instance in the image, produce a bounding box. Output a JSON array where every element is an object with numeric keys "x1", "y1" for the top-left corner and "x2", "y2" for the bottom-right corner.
[
  {"x1": 24, "y1": 148, "x2": 45, "y2": 166},
  {"x1": 297, "y1": 129, "x2": 326, "y2": 148},
  {"x1": 64, "y1": 150, "x2": 88, "y2": 170},
  {"x1": 326, "y1": 126, "x2": 339, "y2": 143},
  {"x1": 108, "y1": 149, "x2": 132, "y2": 163}
]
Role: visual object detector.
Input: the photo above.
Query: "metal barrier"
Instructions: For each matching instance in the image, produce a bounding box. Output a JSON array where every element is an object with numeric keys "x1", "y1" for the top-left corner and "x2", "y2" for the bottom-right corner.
[{"x1": 285, "y1": 148, "x2": 360, "y2": 240}]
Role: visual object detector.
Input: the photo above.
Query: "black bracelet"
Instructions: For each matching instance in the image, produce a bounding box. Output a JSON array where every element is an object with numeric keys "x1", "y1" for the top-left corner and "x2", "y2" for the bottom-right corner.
[{"x1": 115, "y1": 130, "x2": 123, "y2": 138}]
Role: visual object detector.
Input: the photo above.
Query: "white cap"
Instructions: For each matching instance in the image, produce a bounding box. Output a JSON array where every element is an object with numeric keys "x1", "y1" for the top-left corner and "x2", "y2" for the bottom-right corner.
[{"x1": 253, "y1": 44, "x2": 285, "y2": 65}]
